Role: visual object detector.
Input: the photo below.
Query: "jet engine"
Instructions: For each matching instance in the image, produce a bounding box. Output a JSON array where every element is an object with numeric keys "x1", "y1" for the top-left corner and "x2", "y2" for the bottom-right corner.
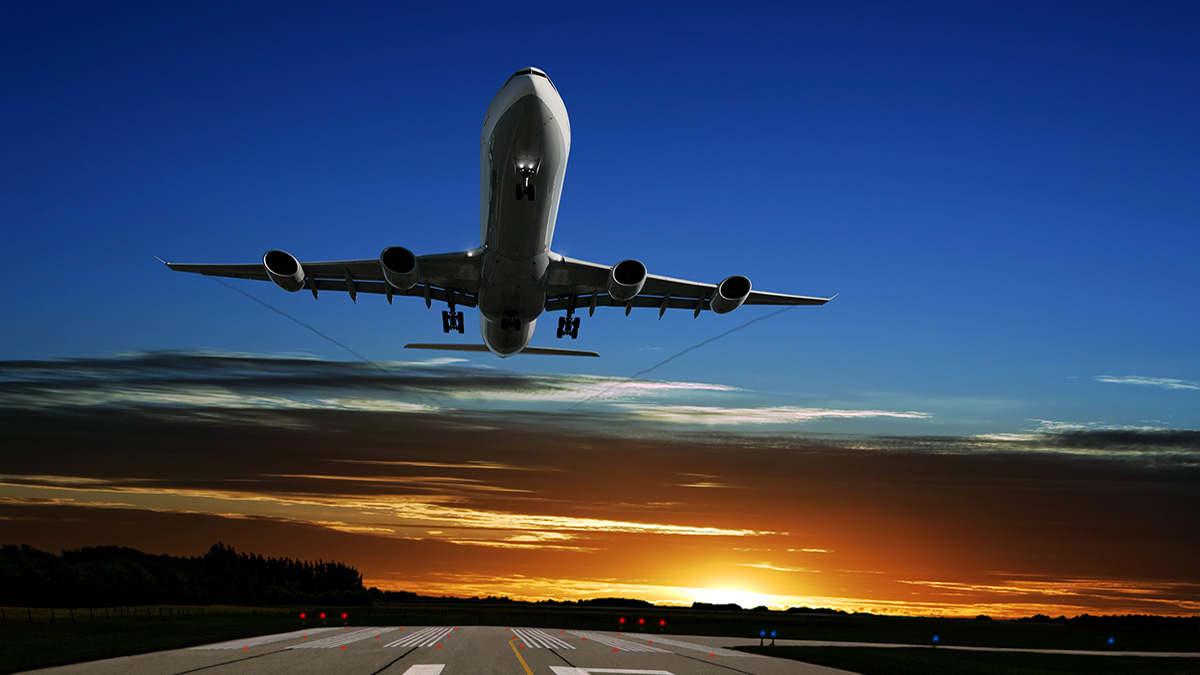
[
  {"x1": 263, "y1": 250, "x2": 305, "y2": 292},
  {"x1": 607, "y1": 259, "x2": 647, "y2": 303},
  {"x1": 380, "y1": 246, "x2": 420, "y2": 290},
  {"x1": 709, "y1": 275, "x2": 752, "y2": 314}
]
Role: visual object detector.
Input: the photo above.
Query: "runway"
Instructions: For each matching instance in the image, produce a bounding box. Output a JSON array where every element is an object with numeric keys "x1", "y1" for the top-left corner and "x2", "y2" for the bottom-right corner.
[{"x1": 18, "y1": 626, "x2": 852, "y2": 674}]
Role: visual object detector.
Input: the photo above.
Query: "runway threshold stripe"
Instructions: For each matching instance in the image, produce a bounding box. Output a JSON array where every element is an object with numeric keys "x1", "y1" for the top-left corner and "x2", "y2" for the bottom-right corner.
[
  {"x1": 567, "y1": 631, "x2": 667, "y2": 653},
  {"x1": 192, "y1": 627, "x2": 339, "y2": 650},
  {"x1": 637, "y1": 635, "x2": 760, "y2": 657},
  {"x1": 287, "y1": 627, "x2": 395, "y2": 649},
  {"x1": 511, "y1": 627, "x2": 574, "y2": 649},
  {"x1": 400, "y1": 666, "x2": 445, "y2": 675},
  {"x1": 383, "y1": 626, "x2": 453, "y2": 648}
]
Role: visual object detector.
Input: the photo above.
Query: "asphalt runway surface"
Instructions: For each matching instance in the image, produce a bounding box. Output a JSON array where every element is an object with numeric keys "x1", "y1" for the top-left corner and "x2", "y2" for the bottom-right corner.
[{"x1": 20, "y1": 625, "x2": 853, "y2": 674}]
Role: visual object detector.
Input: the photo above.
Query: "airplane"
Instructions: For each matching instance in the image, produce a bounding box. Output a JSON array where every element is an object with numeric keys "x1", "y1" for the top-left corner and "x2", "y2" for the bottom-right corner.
[{"x1": 164, "y1": 67, "x2": 833, "y2": 358}]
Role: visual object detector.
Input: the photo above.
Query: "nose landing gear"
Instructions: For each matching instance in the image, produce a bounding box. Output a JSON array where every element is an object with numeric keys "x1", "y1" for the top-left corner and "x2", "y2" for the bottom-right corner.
[{"x1": 514, "y1": 161, "x2": 537, "y2": 201}]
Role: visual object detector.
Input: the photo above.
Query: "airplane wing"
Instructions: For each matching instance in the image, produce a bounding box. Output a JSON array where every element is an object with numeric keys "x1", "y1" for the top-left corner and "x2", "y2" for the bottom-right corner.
[
  {"x1": 164, "y1": 250, "x2": 483, "y2": 307},
  {"x1": 544, "y1": 255, "x2": 833, "y2": 316}
]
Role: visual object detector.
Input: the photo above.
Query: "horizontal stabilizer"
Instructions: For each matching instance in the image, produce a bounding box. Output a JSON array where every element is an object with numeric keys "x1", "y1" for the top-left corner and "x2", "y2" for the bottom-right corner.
[{"x1": 404, "y1": 343, "x2": 599, "y2": 357}]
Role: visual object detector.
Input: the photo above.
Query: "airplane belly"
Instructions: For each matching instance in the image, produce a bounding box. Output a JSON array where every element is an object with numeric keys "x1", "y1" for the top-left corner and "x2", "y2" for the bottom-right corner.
[
  {"x1": 481, "y1": 315, "x2": 536, "y2": 358},
  {"x1": 481, "y1": 95, "x2": 568, "y2": 260},
  {"x1": 477, "y1": 251, "x2": 549, "y2": 323}
]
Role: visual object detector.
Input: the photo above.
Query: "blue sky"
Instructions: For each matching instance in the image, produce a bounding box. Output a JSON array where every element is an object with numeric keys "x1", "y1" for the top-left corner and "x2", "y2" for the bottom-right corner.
[{"x1": 4, "y1": 0, "x2": 1199, "y2": 437}]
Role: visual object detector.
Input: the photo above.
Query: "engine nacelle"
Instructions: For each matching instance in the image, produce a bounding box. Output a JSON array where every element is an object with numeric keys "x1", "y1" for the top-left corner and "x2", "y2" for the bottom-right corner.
[
  {"x1": 709, "y1": 275, "x2": 752, "y2": 314},
  {"x1": 263, "y1": 250, "x2": 305, "y2": 292},
  {"x1": 608, "y1": 259, "x2": 647, "y2": 303},
  {"x1": 380, "y1": 246, "x2": 420, "y2": 290}
]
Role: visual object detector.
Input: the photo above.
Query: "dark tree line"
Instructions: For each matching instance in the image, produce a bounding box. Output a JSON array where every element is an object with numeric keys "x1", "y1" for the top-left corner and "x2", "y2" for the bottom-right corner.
[{"x1": 0, "y1": 543, "x2": 370, "y2": 607}]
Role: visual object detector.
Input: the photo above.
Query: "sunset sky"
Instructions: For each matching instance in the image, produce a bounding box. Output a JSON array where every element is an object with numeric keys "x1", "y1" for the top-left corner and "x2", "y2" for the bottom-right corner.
[{"x1": 3, "y1": 2, "x2": 1199, "y2": 618}]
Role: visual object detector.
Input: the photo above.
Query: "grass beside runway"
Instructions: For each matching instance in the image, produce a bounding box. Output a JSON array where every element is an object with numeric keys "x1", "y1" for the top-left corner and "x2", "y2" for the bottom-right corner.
[
  {"x1": 735, "y1": 646, "x2": 1200, "y2": 674},
  {"x1": 0, "y1": 609, "x2": 302, "y2": 673}
]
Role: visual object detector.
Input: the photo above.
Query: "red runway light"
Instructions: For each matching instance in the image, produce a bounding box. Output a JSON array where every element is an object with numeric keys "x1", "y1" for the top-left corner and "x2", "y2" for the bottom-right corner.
[
  {"x1": 243, "y1": 646, "x2": 248, "y2": 651},
  {"x1": 300, "y1": 612, "x2": 306, "y2": 619},
  {"x1": 342, "y1": 613, "x2": 348, "y2": 619},
  {"x1": 639, "y1": 618, "x2": 644, "y2": 625},
  {"x1": 320, "y1": 612, "x2": 326, "y2": 619}
]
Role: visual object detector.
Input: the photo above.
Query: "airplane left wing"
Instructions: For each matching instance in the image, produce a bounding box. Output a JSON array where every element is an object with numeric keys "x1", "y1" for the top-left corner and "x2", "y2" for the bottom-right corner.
[
  {"x1": 545, "y1": 255, "x2": 833, "y2": 316},
  {"x1": 164, "y1": 249, "x2": 483, "y2": 307}
]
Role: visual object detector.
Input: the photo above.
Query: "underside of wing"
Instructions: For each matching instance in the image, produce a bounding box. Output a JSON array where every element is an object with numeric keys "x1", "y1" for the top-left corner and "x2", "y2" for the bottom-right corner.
[
  {"x1": 545, "y1": 254, "x2": 833, "y2": 317},
  {"x1": 164, "y1": 248, "x2": 483, "y2": 308}
]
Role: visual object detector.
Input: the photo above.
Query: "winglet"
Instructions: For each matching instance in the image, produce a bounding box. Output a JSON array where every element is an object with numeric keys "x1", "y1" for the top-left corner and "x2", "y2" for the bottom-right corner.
[{"x1": 153, "y1": 255, "x2": 169, "y2": 266}]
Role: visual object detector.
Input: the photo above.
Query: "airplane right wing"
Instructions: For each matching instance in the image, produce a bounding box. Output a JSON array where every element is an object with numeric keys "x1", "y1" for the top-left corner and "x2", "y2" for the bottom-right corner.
[{"x1": 544, "y1": 255, "x2": 834, "y2": 317}]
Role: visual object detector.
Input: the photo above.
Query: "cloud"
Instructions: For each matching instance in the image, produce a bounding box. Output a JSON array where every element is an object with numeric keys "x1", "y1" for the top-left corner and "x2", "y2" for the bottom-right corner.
[
  {"x1": 736, "y1": 563, "x2": 817, "y2": 573},
  {"x1": 618, "y1": 405, "x2": 932, "y2": 426},
  {"x1": 1095, "y1": 375, "x2": 1200, "y2": 391}
]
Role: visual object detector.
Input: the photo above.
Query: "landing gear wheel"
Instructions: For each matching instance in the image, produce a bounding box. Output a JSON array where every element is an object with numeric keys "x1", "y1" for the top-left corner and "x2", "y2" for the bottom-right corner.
[
  {"x1": 515, "y1": 184, "x2": 523, "y2": 200},
  {"x1": 526, "y1": 184, "x2": 535, "y2": 201},
  {"x1": 570, "y1": 317, "x2": 580, "y2": 339},
  {"x1": 456, "y1": 311, "x2": 464, "y2": 334},
  {"x1": 441, "y1": 312, "x2": 451, "y2": 334},
  {"x1": 556, "y1": 317, "x2": 565, "y2": 339}
]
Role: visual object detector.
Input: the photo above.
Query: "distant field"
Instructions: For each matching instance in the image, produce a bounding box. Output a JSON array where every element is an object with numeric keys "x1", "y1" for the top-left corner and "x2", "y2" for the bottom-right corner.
[
  {"x1": 2, "y1": 603, "x2": 1198, "y2": 673},
  {"x1": 737, "y1": 646, "x2": 1200, "y2": 675}
]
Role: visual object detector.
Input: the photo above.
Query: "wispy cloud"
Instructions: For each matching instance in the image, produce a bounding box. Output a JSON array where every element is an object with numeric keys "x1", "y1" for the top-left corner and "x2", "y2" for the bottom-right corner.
[
  {"x1": 1095, "y1": 375, "x2": 1200, "y2": 391},
  {"x1": 736, "y1": 563, "x2": 816, "y2": 573},
  {"x1": 618, "y1": 405, "x2": 932, "y2": 426}
]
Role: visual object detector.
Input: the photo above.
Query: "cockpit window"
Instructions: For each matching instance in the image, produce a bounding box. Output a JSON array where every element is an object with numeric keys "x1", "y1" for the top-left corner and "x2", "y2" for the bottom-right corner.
[{"x1": 503, "y1": 67, "x2": 557, "y2": 92}]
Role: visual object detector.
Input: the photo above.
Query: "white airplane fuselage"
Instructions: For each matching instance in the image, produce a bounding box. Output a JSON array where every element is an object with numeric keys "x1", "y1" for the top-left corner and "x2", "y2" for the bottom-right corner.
[{"x1": 476, "y1": 69, "x2": 570, "y2": 357}]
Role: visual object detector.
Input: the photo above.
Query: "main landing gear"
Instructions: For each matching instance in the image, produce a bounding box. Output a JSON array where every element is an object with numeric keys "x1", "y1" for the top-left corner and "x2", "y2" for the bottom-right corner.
[
  {"x1": 557, "y1": 315, "x2": 580, "y2": 339},
  {"x1": 441, "y1": 296, "x2": 464, "y2": 334},
  {"x1": 557, "y1": 297, "x2": 580, "y2": 339}
]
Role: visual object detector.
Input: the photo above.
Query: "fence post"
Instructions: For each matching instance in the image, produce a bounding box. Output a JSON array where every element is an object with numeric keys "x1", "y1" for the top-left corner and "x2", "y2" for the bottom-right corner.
[{"x1": 50, "y1": 608, "x2": 55, "y2": 622}]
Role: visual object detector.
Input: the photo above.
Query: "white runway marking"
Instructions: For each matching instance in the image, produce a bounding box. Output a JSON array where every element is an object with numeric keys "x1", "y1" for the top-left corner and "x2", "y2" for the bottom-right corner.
[
  {"x1": 567, "y1": 631, "x2": 667, "y2": 653},
  {"x1": 287, "y1": 626, "x2": 397, "y2": 649},
  {"x1": 399, "y1": 666, "x2": 445, "y2": 675},
  {"x1": 631, "y1": 635, "x2": 760, "y2": 657},
  {"x1": 384, "y1": 626, "x2": 453, "y2": 648},
  {"x1": 192, "y1": 627, "x2": 340, "y2": 649},
  {"x1": 511, "y1": 627, "x2": 575, "y2": 649},
  {"x1": 551, "y1": 669, "x2": 674, "y2": 675},
  {"x1": 549, "y1": 662, "x2": 676, "y2": 667}
]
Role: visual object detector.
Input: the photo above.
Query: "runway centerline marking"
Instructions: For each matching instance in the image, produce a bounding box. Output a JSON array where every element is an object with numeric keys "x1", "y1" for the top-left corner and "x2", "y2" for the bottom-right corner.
[
  {"x1": 509, "y1": 637, "x2": 534, "y2": 675},
  {"x1": 549, "y1": 662, "x2": 676, "y2": 667}
]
